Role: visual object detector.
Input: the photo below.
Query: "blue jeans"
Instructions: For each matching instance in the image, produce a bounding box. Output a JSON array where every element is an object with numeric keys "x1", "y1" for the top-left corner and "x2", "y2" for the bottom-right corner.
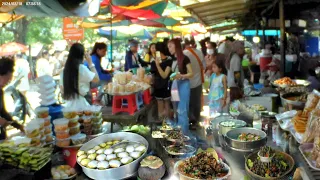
[{"x1": 175, "y1": 80, "x2": 190, "y2": 134}]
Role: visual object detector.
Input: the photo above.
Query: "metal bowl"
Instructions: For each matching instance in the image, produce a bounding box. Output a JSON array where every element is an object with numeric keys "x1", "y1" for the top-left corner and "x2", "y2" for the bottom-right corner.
[
  {"x1": 245, "y1": 150, "x2": 295, "y2": 180},
  {"x1": 218, "y1": 119, "x2": 247, "y2": 136},
  {"x1": 77, "y1": 132, "x2": 148, "y2": 180},
  {"x1": 225, "y1": 128, "x2": 267, "y2": 152},
  {"x1": 210, "y1": 114, "x2": 234, "y2": 130},
  {"x1": 272, "y1": 79, "x2": 311, "y2": 88},
  {"x1": 164, "y1": 145, "x2": 196, "y2": 157},
  {"x1": 280, "y1": 92, "x2": 306, "y2": 109}
]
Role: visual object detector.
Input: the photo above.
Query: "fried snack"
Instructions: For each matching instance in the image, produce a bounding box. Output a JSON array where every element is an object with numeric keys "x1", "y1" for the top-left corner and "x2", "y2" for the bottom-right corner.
[
  {"x1": 274, "y1": 77, "x2": 297, "y2": 85},
  {"x1": 305, "y1": 94, "x2": 319, "y2": 110}
]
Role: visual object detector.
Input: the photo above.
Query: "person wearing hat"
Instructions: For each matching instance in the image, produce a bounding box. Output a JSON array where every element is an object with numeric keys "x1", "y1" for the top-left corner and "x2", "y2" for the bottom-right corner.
[{"x1": 124, "y1": 40, "x2": 148, "y2": 71}]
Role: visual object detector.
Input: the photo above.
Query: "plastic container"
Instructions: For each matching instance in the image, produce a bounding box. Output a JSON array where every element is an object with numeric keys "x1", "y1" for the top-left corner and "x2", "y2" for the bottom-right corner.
[
  {"x1": 10, "y1": 136, "x2": 31, "y2": 145},
  {"x1": 77, "y1": 111, "x2": 84, "y2": 117},
  {"x1": 92, "y1": 115, "x2": 102, "y2": 123},
  {"x1": 44, "y1": 124, "x2": 53, "y2": 135},
  {"x1": 69, "y1": 124, "x2": 80, "y2": 136},
  {"x1": 44, "y1": 116, "x2": 51, "y2": 126},
  {"x1": 25, "y1": 123, "x2": 40, "y2": 138},
  {"x1": 45, "y1": 134, "x2": 54, "y2": 143},
  {"x1": 92, "y1": 127, "x2": 102, "y2": 135},
  {"x1": 53, "y1": 118, "x2": 69, "y2": 131},
  {"x1": 258, "y1": 151, "x2": 274, "y2": 163},
  {"x1": 62, "y1": 108, "x2": 78, "y2": 119},
  {"x1": 83, "y1": 110, "x2": 93, "y2": 116},
  {"x1": 68, "y1": 116, "x2": 79, "y2": 127},
  {"x1": 55, "y1": 129, "x2": 70, "y2": 139},
  {"x1": 83, "y1": 116, "x2": 92, "y2": 125},
  {"x1": 35, "y1": 107, "x2": 49, "y2": 118},
  {"x1": 40, "y1": 129, "x2": 45, "y2": 138},
  {"x1": 71, "y1": 133, "x2": 86, "y2": 145},
  {"x1": 30, "y1": 135, "x2": 41, "y2": 145},
  {"x1": 92, "y1": 119, "x2": 102, "y2": 129},
  {"x1": 41, "y1": 136, "x2": 46, "y2": 143},
  {"x1": 32, "y1": 118, "x2": 45, "y2": 129},
  {"x1": 56, "y1": 138, "x2": 71, "y2": 147}
]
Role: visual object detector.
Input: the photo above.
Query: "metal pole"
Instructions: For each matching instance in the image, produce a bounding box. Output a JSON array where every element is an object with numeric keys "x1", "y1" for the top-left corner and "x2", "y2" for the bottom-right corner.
[
  {"x1": 110, "y1": 4, "x2": 113, "y2": 63},
  {"x1": 279, "y1": 0, "x2": 285, "y2": 77}
]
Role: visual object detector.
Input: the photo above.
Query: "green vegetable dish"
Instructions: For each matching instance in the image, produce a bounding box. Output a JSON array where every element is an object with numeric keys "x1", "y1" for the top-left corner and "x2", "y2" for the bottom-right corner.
[{"x1": 247, "y1": 154, "x2": 289, "y2": 178}]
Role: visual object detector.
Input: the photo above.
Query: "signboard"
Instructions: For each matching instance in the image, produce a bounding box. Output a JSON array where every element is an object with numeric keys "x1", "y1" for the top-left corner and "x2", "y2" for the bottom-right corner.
[{"x1": 63, "y1": 18, "x2": 84, "y2": 41}]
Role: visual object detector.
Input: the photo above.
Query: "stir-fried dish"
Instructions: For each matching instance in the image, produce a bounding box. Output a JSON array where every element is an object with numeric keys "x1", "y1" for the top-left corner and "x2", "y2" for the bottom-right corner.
[
  {"x1": 247, "y1": 154, "x2": 289, "y2": 178},
  {"x1": 178, "y1": 152, "x2": 228, "y2": 179},
  {"x1": 167, "y1": 131, "x2": 184, "y2": 140},
  {"x1": 238, "y1": 133, "x2": 261, "y2": 141}
]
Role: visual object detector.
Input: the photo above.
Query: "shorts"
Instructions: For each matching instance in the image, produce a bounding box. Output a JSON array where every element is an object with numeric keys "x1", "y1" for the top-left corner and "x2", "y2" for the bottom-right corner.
[{"x1": 153, "y1": 88, "x2": 171, "y2": 100}]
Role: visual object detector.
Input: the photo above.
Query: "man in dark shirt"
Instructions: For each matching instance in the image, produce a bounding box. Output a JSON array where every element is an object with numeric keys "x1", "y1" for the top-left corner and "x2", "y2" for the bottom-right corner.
[{"x1": 0, "y1": 57, "x2": 24, "y2": 140}]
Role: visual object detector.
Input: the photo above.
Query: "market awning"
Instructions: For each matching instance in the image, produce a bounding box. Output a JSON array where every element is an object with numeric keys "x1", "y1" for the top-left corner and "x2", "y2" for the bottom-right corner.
[{"x1": 0, "y1": 13, "x2": 24, "y2": 24}]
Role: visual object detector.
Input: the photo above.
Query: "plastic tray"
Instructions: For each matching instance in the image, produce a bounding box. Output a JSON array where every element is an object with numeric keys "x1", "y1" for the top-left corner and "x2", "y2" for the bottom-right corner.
[
  {"x1": 290, "y1": 129, "x2": 303, "y2": 144},
  {"x1": 277, "y1": 118, "x2": 293, "y2": 132},
  {"x1": 299, "y1": 143, "x2": 320, "y2": 171}
]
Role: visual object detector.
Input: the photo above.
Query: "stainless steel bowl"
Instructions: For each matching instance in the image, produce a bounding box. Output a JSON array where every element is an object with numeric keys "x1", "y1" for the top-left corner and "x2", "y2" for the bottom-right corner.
[
  {"x1": 77, "y1": 132, "x2": 148, "y2": 180},
  {"x1": 225, "y1": 128, "x2": 267, "y2": 152},
  {"x1": 218, "y1": 119, "x2": 247, "y2": 136},
  {"x1": 210, "y1": 114, "x2": 234, "y2": 130},
  {"x1": 280, "y1": 92, "x2": 306, "y2": 109}
]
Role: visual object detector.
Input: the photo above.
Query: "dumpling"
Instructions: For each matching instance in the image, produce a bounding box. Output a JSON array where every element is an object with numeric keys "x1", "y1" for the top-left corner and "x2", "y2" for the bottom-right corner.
[
  {"x1": 77, "y1": 155, "x2": 87, "y2": 162},
  {"x1": 87, "y1": 160, "x2": 98, "y2": 169},
  {"x1": 114, "y1": 148, "x2": 125, "y2": 153},
  {"x1": 96, "y1": 149, "x2": 104, "y2": 154},
  {"x1": 97, "y1": 161, "x2": 109, "y2": 170},
  {"x1": 99, "y1": 143, "x2": 107, "y2": 148},
  {"x1": 104, "y1": 148, "x2": 113, "y2": 155},
  {"x1": 106, "y1": 154, "x2": 117, "y2": 161},
  {"x1": 88, "y1": 153, "x2": 97, "y2": 160},
  {"x1": 130, "y1": 151, "x2": 142, "y2": 159},
  {"x1": 121, "y1": 157, "x2": 133, "y2": 165},
  {"x1": 109, "y1": 160, "x2": 121, "y2": 168},
  {"x1": 80, "y1": 159, "x2": 91, "y2": 167},
  {"x1": 126, "y1": 145, "x2": 135, "y2": 153},
  {"x1": 117, "y1": 152, "x2": 129, "y2": 158},
  {"x1": 96, "y1": 154, "x2": 107, "y2": 161},
  {"x1": 94, "y1": 146, "x2": 101, "y2": 151},
  {"x1": 87, "y1": 149, "x2": 96, "y2": 154},
  {"x1": 77, "y1": 150, "x2": 85, "y2": 157},
  {"x1": 135, "y1": 145, "x2": 146, "y2": 152}
]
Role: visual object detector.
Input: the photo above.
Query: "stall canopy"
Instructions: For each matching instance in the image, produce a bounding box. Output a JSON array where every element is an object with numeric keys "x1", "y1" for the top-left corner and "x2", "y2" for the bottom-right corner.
[
  {"x1": 0, "y1": 13, "x2": 24, "y2": 24},
  {"x1": 98, "y1": 25, "x2": 153, "y2": 40}
]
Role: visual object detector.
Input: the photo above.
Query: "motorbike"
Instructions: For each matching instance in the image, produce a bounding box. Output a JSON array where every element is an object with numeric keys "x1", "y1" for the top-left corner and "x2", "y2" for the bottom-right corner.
[{"x1": 4, "y1": 76, "x2": 34, "y2": 124}]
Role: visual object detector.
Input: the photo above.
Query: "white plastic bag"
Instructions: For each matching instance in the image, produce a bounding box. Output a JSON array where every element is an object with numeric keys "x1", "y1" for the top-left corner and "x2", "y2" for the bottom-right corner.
[{"x1": 171, "y1": 80, "x2": 180, "y2": 102}]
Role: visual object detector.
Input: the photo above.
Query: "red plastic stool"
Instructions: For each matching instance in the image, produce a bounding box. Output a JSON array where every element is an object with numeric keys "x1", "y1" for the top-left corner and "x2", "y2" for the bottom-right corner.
[
  {"x1": 91, "y1": 88, "x2": 99, "y2": 104},
  {"x1": 112, "y1": 94, "x2": 137, "y2": 115},
  {"x1": 142, "y1": 88, "x2": 152, "y2": 105},
  {"x1": 62, "y1": 147, "x2": 80, "y2": 168}
]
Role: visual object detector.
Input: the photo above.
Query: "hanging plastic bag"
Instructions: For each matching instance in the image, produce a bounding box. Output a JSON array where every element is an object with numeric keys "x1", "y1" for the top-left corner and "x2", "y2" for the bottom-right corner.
[{"x1": 171, "y1": 80, "x2": 180, "y2": 102}]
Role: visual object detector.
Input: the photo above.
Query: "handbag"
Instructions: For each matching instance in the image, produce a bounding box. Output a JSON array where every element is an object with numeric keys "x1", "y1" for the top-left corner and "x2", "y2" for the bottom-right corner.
[{"x1": 171, "y1": 80, "x2": 180, "y2": 102}]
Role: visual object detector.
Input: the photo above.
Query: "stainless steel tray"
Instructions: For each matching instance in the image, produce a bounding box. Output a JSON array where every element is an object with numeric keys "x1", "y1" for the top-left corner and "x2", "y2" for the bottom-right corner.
[
  {"x1": 280, "y1": 92, "x2": 306, "y2": 108},
  {"x1": 164, "y1": 145, "x2": 196, "y2": 156},
  {"x1": 224, "y1": 128, "x2": 267, "y2": 152},
  {"x1": 77, "y1": 132, "x2": 148, "y2": 180}
]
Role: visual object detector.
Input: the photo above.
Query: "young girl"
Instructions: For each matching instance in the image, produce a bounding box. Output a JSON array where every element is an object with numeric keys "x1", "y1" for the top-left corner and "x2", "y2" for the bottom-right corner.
[{"x1": 209, "y1": 54, "x2": 228, "y2": 117}]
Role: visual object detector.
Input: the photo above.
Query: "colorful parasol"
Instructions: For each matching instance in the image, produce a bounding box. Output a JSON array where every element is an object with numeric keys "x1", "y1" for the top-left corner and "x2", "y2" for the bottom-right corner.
[
  {"x1": 99, "y1": 0, "x2": 168, "y2": 20},
  {"x1": 0, "y1": 42, "x2": 28, "y2": 56},
  {"x1": 98, "y1": 25, "x2": 153, "y2": 40}
]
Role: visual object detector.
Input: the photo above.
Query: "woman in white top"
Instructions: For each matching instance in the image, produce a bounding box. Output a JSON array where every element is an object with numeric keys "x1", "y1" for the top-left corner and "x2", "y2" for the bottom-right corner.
[
  {"x1": 226, "y1": 41, "x2": 245, "y2": 88},
  {"x1": 60, "y1": 43, "x2": 99, "y2": 108}
]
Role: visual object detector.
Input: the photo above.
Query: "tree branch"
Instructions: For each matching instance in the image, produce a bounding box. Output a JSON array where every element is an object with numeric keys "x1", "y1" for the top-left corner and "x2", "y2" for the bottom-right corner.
[{"x1": 3, "y1": 27, "x2": 17, "y2": 33}]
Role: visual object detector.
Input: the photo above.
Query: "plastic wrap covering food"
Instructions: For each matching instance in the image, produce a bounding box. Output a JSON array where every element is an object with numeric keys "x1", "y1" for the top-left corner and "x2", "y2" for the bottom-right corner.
[
  {"x1": 302, "y1": 111, "x2": 320, "y2": 143},
  {"x1": 125, "y1": 82, "x2": 138, "y2": 93},
  {"x1": 126, "y1": 72, "x2": 133, "y2": 82},
  {"x1": 312, "y1": 136, "x2": 320, "y2": 161},
  {"x1": 304, "y1": 93, "x2": 319, "y2": 112},
  {"x1": 137, "y1": 67, "x2": 145, "y2": 80},
  {"x1": 107, "y1": 83, "x2": 113, "y2": 94},
  {"x1": 119, "y1": 85, "x2": 125, "y2": 94},
  {"x1": 144, "y1": 75, "x2": 152, "y2": 85}
]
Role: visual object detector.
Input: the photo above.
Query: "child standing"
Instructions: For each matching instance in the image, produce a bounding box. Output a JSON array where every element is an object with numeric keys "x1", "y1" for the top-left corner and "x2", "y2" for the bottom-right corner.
[{"x1": 209, "y1": 54, "x2": 228, "y2": 117}]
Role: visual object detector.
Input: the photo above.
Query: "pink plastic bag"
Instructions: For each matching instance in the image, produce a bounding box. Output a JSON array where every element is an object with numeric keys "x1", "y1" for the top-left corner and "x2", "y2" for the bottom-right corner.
[{"x1": 171, "y1": 80, "x2": 180, "y2": 102}]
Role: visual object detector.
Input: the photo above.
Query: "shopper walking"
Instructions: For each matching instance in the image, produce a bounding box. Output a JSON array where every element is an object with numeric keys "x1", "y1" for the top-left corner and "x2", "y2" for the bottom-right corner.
[
  {"x1": 60, "y1": 43, "x2": 99, "y2": 108},
  {"x1": 168, "y1": 38, "x2": 193, "y2": 134},
  {"x1": 183, "y1": 38, "x2": 204, "y2": 128},
  {"x1": 209, "y1": 54, "x2": 228, "y2": 116}
]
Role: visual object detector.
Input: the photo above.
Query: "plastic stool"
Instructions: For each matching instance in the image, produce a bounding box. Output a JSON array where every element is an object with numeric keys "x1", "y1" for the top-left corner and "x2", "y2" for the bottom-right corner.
[
  {"x1": 142, "y1": 88, "x2": 152, "y2": 105},
  {"x1": 91, "y1": 88, "x2": 99, "y2": 104},
  {"x1": 112, "y1": 94, "x2": 137, "y2": 115}
]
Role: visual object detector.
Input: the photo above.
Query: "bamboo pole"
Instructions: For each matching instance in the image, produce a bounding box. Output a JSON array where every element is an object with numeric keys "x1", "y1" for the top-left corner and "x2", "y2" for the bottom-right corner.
[{"x1": 279, "y1": 0, "x2": 285, "y2": 77}]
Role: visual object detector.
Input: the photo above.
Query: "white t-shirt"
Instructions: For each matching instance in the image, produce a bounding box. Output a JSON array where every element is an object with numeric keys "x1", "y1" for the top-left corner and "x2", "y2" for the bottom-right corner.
[
  {"x1": 60, "y1": 64, "x2": 95, "y2": 108},
  {"x1": 36, "y1": 58, "x2": 53, "y2": 77},
  {"x1": 14, "y1": 58, "x2": 30, "y2": 91},
  {"x1": 227, "y1": 54, "x2": 244, "y2": 88},
  {"x1": 183, "y1": 48, "x2": 204, "y2": 88}
]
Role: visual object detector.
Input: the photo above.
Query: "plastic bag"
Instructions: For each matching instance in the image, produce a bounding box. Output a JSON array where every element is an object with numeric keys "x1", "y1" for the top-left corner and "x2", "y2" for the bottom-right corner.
[
  {"x1": 304, "y1": 93, "x2": 319, "y2": 111},
  {"x1": 171, "y1": 80, "x2": 180, "y2": 102},
  {"x1": 302, "y1": 110, "x2": 320, "y2": 143}
]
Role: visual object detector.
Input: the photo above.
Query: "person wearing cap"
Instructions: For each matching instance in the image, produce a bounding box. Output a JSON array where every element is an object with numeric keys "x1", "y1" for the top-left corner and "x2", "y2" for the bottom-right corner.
[{"x1": 124, "y1": 40, "x2": 148, "y2": 71}]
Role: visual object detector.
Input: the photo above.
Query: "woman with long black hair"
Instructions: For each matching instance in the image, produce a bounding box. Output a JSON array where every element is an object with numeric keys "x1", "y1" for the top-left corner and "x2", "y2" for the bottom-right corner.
[
  {"x1": 85, "y1": 42, "x2": 111, "y2": 105},
  {"x1": 60, "y1": 43, "x2": 99, "y2": 108}
]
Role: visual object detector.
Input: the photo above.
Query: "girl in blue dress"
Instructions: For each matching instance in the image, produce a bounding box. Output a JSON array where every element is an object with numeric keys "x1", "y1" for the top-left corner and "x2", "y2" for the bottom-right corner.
[{"x1": 209, "y1": 54, "x2": 228, "y2": 117}]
